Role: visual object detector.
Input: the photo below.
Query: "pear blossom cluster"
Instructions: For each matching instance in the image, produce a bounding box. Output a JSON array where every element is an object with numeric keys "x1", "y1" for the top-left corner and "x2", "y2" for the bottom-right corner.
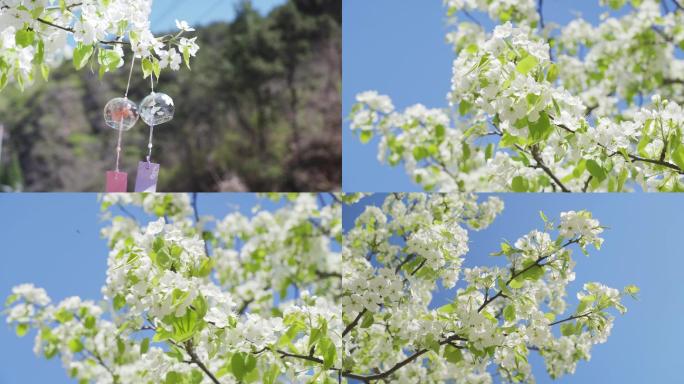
[
  {"x1": 342, "y1": 193, "x2": 636, "y2": 383},
  {"x1": 350, "y1": 0, "x2": 684, "y2": 192},
  {"x1": 4, "y1": 193, "x2": 342, "y2": 383},
  {"x1": 0, "y1": 0, "x2": 199, "y2": 91}
]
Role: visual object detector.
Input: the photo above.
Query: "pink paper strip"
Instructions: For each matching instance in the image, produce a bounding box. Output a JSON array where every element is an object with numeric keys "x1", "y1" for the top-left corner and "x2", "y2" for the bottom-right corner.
[
  {"x1": 134, "y1": 161, "x2": 159, "y2": 192},
  {"x1": 106, "y1": 171, "x2": 128, "y2": 192}
]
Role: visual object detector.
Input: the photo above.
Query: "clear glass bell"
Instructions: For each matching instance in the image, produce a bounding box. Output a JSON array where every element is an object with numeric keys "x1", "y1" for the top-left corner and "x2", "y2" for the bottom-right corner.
[
  {"x1": 103, "y1": 97, "x2": 139, "y2": 131},
  {"x1": 139, "y1": 92, "x2": 175, "y2": 126}
]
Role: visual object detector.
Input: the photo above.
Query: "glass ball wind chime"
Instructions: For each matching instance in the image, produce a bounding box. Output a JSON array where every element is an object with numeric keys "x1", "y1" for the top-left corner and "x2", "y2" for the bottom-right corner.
[{"x1": 103, "y1": 57, "x2": 174, "y2": 192}]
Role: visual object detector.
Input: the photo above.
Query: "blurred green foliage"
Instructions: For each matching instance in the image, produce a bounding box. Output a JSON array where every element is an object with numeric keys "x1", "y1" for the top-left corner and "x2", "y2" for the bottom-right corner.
[{"x1": 0, "y1": 0, "x2": 341, "y2": 192}]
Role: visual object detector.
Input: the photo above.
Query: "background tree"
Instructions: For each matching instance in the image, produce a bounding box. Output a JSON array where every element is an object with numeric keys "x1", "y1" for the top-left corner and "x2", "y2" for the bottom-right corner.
[{"x1": 0, "y1": 0, "x2": 341, "y2": 192}]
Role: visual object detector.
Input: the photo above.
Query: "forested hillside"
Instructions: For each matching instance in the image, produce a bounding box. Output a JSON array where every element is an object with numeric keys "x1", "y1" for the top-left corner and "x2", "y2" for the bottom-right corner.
[{"x1": 0, "y1": 0, "x2": 341, "y2": 192}]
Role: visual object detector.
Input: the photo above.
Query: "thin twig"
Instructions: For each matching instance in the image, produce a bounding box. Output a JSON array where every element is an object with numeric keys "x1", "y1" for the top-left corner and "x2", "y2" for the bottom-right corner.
[
  {"x1": 548, "y1": 311, "x2": 593, "y2": 326},
  {"x1": 35, "y1": 17, "x2": 129, "y2": 45},
  {"x1": 116, "y1": 203, "x2": 138, "y2": 223}
]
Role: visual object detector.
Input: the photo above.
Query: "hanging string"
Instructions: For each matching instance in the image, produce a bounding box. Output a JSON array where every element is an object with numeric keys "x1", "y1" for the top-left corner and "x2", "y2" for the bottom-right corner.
[
  {"x1": 115, "y1": 119, "x2": 124, "y2": 172},
  {"x1": 124, "y1": 55, "x2": 136, "y2": 98},
  {"x1": 146, "y1": 125, "x2": 155, "y2": 163},
  {"x1": 115, "y1": 55, "x2": 136, "y2": 172},
  {"x1": 146, "y1": 72, "x2": 156, "y2": 164}
]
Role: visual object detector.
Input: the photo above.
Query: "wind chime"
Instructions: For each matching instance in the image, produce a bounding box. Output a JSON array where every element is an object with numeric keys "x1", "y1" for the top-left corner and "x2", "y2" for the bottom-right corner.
[{"x1": 103, "y1": 58, "x2": 175, "y2": 192}]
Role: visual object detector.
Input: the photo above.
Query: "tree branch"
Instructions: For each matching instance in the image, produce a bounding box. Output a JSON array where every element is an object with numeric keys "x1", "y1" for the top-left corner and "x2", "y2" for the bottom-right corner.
[
  {"x1": 84, "y1": 349, "x2": 119, "y2": 383},
  {"x1": 477, "y1": 238, "x2": 580, "y2": 313},
  {"x1": 35, "y1": 17, "x2": 129, "y2": 45},
  {"x1": 343, "y1": 308, "x2": 367, "y2": 338},
  {"x1": 548, "y1": 311, "x2": 593, "y2": 326},
  {"x1": 237, "y1": 298, "x2": 254, "y2": 315},
  {"x1": 277, "y1": 349, "x2": 328, "y2": 365},
  {"x1": 116, "y1": 203, "x2": 138, "y2": 223},
  {"x1": 184, "y1": 341, "x2": 220, "y2": 384},
  {"x1": 395, "y1": 253, "x2": 416, "y2": 274},
  {"x1": 530, "y1": 147, "x2": 571, "y2": 192},
  {"x1": 342, "y1": 334, "x2": 464, "y2": 382},
  {"x1": 316, "y1": 270, "x2": 342, "y2": 279}
]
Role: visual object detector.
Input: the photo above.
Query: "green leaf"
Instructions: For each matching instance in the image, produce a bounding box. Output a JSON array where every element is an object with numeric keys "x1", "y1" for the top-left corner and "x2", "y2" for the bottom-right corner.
[
  {"x1": 164, "y1": 371, "x2": 182, "y2": 384},
  {"x1": 435, "y1": 124, "x2": 446, "y2": 142},
  {"x1": 308, "y1": 327, "x2": 322, "y2": 350},
  {"x1": 55, "y1": 309, "x2": 74, "y2": 323},
  {"x1": 140, "y1": 337, "x2": 150, "y2": 354},
  {"x1": 509, "y1": 278, "x2": 524, "y2": 289},
  {"x1": 515, "y1": 55, "x2": 539, "y2": 75},
  {"x1": 624, "y1": 284, "x2": 640, "y2": 299},
  {"x1": 586, "y1": 159, "x2": 607, "y2": 182},
  {"x1": 360, "y1": 310, "x2": 374, "y2": 328},
  {"x1": 194, "y1": 257, "x2": 214, "y2": 277},
  {"x1": 182, "y1": 46, "x2": 191, "y2": 69},
  {"x1": 359, "y1": 130, "x2": 373, "y2": 144},
  {"x1": 444, "y1": 344, "x2": 463, "y2": 364},
  {"x1": 16, "y1": 323, "x2": 29, "y2": 337},
  {"x1": 320, "y1": 336, "x2": 337, "y2": 369},
  {"x1": 5, "y1": 293, "x2": 18, "y2": 306},
  {"x1": 560, "y1": 322, "x2": 581, "y2": 336},
  {"x1": 503, "y1": 305, "x2": 516, "y2": 322},
  {"x1": 412, "y1": 146, "x2": 429, "y2": 161},
  {"x1": 15, "y1": 29, "x2": 35, "y2": 47},
  {"x1": 113, "y1": 294, "x2": 126, "y2": 311},
  {"x1": 262, "y1": 364, "x2": 280, "y2": 384},
  {"x1": 68, "y1": 338, "x2": 84, "y2": 353},
  {"x1": 141, "y1": 57, "x2": 153, "y2": 78},
  {"x1": 511, "y1": 176, "x2": 528, "y2": 192},
  {"x1": 98, "y1": 49, "x2": 122, "y2": 73},
  {"x1": 171, "y1": 308, "x2": 202, "y2": 342},
  {"x1": 73, "y1": 43, "x2": 94, "y2": 70},
  {"x1": 529, "y1": 111, "x2": 551, "y2": 142},
  {"x1": 670, "y1": 146, "x2": 684, "y2": 171},
  {"x1": 485, "y1": 143, "x2": 494, "y2": 160},
  {"x1": 84, "y1": 315, "x2": 96, "y2": 329},
  {"x1": 546, "y1": 63, "x2": 559, "y2": 82},
  {"x1": 539, "y1": 211, "x2": 548, "y2": 222},
  {"x1": 152, "y1": 57, "x2": 161, "y2": 79},
  {"x1": 40, "y1": 63, "x2": 50, "y2": 81},
  {"x1": 35, "y1": 40, "x2": 45, "y2": 63},
  {"x1": 437, "y1": 303, "x2": 457, "y2": 313},
  {"x1": 44, "y1": 343, "x2": 58, "y2": 359},
  {"x1": 519, "y1": 264, "x2": 544, "y2": 281},
  {"x1": 637, "y1": 122, "x2": 652, "y2": 157},
  {"x1": 231, "y1": 352, "x2": 256, "y2": 381},
  {"x1": 459, "y1": 100, "x2": 472, "y2": 116}
]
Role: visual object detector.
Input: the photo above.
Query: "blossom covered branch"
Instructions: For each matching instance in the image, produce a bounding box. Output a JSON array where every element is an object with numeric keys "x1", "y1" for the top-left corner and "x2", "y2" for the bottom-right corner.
[
  {"x1": 0, "y1": 0, "x2": 199, "y2": 90},
  {"x1": 350, "y1": 0, "x2": 684, "y2": 192},
  {"x1": 341, "y1": 193, "x2": 637, "y2": 382},
  {"x1": 4, "y1": 193, "x2": 342, "y2": 383}
]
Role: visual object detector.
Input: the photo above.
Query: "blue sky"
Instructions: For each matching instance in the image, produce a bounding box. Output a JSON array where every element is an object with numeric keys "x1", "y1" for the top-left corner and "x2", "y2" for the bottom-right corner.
[
  {"x1": 0, "y1": 193, "x2": 297, "y2": 384},
  {"x1": 342, "y1": 1, "x2": 632, "y2": 192},
  {"x1": 150, "y1": 0, "x2": 286, "y2": 33},
  {"x1": 344, "y1": 193, "x2": 682, "y2": 383}
]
